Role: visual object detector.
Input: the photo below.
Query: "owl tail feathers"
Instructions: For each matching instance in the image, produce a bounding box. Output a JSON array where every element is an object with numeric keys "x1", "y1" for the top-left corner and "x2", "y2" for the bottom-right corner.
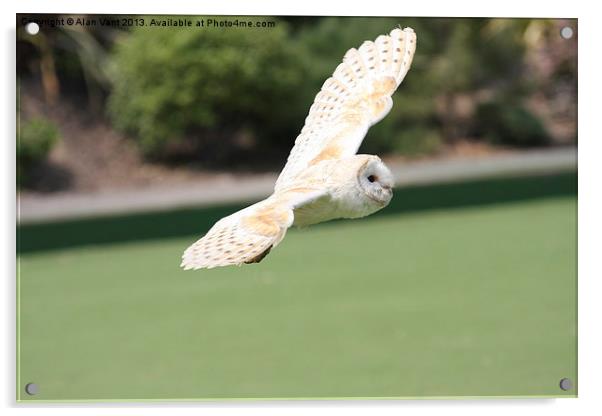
[{"x1": 180, "y1": 198, "x2": 294, "y2": 270}]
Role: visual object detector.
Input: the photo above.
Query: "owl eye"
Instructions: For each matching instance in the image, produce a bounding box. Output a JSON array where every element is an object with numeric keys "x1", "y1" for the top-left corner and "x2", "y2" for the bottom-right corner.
[{"x1": 367, "y1": 175, "x2": 377, "y2": 183}]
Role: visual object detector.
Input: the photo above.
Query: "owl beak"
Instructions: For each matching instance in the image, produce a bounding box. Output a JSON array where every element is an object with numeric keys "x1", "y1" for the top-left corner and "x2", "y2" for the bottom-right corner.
[{"x1": 382, "y1": 185, "x2": 393, "y2": 201}]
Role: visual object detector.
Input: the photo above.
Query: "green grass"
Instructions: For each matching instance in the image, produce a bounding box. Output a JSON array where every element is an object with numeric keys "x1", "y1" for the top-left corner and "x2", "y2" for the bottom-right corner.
[{"x1": 17, "y1": 196, "x2": 577, "y2": 401}]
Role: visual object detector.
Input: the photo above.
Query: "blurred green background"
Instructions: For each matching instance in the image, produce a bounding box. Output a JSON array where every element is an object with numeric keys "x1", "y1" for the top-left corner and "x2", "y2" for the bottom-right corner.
[
  {"x1": 17, "y1": 174, "x2": 577, "y2": 400},
  {"x1": 16, "y1": 15, "x2": 577, "y2": 400},
  {"x1": 16, "y1": 15, "x2": 576, "y2": 188}
]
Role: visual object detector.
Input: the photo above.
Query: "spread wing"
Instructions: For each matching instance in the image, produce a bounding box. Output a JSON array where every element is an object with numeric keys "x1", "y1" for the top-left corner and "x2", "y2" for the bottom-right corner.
[
  {"x1": 181, "y1": 189, "x2": 328, "y2": 270},
  {"x1": 274, "y1": 27, "x2": 416, "y2": 192}
]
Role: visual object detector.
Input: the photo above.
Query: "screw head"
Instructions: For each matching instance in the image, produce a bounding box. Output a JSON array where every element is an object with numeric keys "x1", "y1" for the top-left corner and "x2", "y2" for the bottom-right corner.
[
  {"x1": 24, "y1": 383, "x2": 38, "y2": 395},
  {"x1": 25, "y1": 22, "x2": 39, "y2": 36},
  {"x1": 559, "y1": 378, "x2": 573, "y2": 391},
  {"x1": 560, "y1": 26, "x2": 574, "y2": 40}
]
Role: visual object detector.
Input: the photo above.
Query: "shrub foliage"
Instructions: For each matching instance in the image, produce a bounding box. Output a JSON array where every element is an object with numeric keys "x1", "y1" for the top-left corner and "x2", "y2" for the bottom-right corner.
[
  {"x1": 108, "y1": 18, "x2": 309, "y2": 157},
  {"x1": 17, "y1": 118, "x2": 60, "y2": 186}
]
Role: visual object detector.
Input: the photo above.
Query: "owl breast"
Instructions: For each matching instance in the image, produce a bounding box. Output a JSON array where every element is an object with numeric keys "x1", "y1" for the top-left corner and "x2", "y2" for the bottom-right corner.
[
  {"x1": 292, "y1": 184, "x2": 385, "y2": 228},
  {"x1": 292, "y1": 193, "x2": 338, "y2": 227},
  {"x1": 290, "y1": 164, "x2": 388, "y2": 228},
  {"x1": 282, "y1": 155, "x2": 392, "y2": 228}
]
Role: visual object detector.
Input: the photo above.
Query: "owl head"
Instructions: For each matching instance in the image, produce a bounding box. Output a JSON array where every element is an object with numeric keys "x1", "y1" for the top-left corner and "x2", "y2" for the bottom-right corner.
[{"x1": 357, "y1": 155, "x2": 394, "y2": 207}]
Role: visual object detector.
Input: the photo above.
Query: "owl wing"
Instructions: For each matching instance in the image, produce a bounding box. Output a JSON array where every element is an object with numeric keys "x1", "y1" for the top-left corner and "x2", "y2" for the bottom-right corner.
[
  {"x1": 274, "y1": 27, "x2": 416, "y2": 192},
  {"x1": 181, "y1": 188, "x2": 328, "y2": 270}
]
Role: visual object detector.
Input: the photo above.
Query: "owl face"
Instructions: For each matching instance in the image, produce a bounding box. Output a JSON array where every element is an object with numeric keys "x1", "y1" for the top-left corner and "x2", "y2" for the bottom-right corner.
[{"x1": 357, "y1": 157, "x2": 394, "y2": 206}]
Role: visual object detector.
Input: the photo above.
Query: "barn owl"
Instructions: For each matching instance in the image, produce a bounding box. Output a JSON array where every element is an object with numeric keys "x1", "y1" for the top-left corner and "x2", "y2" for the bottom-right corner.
[{"x1": 181, "y1": 27, "x2": 416, "y2": 270}]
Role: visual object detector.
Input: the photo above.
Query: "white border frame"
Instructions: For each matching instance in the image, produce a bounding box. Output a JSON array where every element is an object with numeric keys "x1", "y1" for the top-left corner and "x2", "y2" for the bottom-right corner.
[{"x1": 4, "y1": 1, "x2": 600, "y2": 414}]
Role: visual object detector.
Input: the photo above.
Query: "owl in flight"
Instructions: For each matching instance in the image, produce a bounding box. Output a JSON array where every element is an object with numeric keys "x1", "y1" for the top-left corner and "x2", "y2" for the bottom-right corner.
[{"x1": 181, "y1": 27, "x2": 416, "y2": 270}]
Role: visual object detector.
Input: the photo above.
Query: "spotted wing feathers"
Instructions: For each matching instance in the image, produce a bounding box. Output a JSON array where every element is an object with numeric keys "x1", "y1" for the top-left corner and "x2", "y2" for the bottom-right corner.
[
  {"x1": 181, "y1": 189, "x2": 328, "y2": 270},
  {"x1": 181, "y1": 200, "x2": 290, "y2": 270},
  {"x1": 274, "y1": 27, "x2": 416, "y2": 192}
]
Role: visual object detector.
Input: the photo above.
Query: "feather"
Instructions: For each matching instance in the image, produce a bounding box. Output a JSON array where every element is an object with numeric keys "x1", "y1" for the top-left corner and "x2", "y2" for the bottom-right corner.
[
  {"x1": 181, "y1": 189, "x2": 327, "y2": 270},
  {"x1": 274, "y1": 27, "x2": 416, "y2": 192}
]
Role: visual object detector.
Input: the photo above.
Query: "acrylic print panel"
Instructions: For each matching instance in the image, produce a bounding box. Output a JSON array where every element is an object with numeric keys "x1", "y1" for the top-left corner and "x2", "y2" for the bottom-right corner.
[{"x1": 16, "y1": 14, "x2": 577, "y2": 401}]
